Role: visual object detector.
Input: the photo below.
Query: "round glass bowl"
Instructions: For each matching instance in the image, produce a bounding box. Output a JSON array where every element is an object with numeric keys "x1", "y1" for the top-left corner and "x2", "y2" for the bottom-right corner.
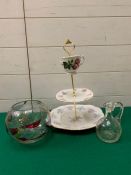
[{"x1": 5, "y1": 100, "x2": 49, "y2": 144}]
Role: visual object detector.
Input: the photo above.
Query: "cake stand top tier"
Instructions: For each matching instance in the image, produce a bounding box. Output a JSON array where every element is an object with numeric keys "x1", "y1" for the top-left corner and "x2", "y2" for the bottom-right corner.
[{"x1": 56, "y1": 88, "x2": 93, "y2": 103}]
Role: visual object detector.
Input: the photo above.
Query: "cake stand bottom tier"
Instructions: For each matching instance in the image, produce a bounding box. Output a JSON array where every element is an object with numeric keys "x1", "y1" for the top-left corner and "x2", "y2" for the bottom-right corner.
[{"x1": 49, "y1": 105, "x2": 104, "y2": 130}]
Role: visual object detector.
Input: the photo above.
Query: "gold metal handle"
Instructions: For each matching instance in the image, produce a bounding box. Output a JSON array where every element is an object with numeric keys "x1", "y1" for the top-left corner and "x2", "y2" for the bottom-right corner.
[
  {"x1": 63, "y1": 39, "x2": 77, "y2": 120},
  {"x1": 63, "y1": 39, "x2": 75, "y2": 56}
]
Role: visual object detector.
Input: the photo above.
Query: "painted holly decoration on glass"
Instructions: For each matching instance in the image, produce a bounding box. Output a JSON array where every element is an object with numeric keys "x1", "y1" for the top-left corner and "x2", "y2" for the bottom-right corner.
[
  {"x1": 5, "y1": 100, "x2": 49, "y2": 144},
  {"x1": 61, "y1": 55, "x2": 85, "y2": 74}
]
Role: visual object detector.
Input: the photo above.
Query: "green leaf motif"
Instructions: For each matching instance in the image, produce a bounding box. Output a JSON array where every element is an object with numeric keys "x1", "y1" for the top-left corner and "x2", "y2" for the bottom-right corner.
[
  {"x1": 63, "y1": 62, "x2": 68, "y2": 69},
  {"x1": 63, "y1": 60, "x2": 74, "y2": 70}
]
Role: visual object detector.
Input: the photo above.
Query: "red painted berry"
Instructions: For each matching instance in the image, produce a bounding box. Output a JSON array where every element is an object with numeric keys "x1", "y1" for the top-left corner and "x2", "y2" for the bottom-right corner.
[
  {"x1": 72, "y1": 64, "x2": 78, "y2": 70},
  {"x1": 75, "y1": 58, "x2": 80, "y2": 65},
  {"x1": 19, "y1": 137, "x2": 28, "y2": 141},
  {"x1": 25, "y1": 119, "x2": 41, "y2": 129},
  {"x1": 10, "y1": 128, "x2": 18, "y2": 135}
]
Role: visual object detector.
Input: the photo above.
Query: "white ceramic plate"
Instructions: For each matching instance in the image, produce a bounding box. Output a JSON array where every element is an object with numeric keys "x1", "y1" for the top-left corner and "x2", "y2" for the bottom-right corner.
[
  {"x1": 56, "y1": 88, "x2": 93, "y2": 102},
  {"x1": 49, "y1": 105, "x2": 104, "y2": 130}
]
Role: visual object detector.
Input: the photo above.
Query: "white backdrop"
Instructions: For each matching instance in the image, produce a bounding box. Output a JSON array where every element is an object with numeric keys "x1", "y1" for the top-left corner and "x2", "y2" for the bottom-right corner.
[{"x1": 0, "y1": 0, "x2": 131, "y2": 111}]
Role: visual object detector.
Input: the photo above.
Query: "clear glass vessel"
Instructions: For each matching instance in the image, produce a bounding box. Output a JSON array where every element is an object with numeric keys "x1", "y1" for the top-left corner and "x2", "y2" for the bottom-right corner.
[
  {"x1": 5, "y1": 100, "x2": 49, "y2": 144},
  {"x1": 96, "y1": 102, "x2": 124, "y2": 143}
]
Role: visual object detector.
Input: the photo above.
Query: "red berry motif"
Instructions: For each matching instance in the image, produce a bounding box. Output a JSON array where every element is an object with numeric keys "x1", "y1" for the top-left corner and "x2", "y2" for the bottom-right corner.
[
  {"x1": 19, "y1": 137, "x2": 28, "y2": 141},
  {"x1": 72, "y1": 64, "x2": 78, "y2": 70},
  {"x1": 25, "y1": 119, "x2": 41, "y2": 129},
  {"x1": 10, "y1": 128, "x2": 18, "y2": 135},
  {"x1": 75, "y1": 58, "x2": 80, "y2": 65}
]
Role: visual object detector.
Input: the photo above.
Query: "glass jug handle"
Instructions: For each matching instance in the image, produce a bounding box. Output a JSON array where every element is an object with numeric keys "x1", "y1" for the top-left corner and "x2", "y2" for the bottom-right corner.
[{"x1": 114, "y1": 102, "x2": 124, "y2": 120}]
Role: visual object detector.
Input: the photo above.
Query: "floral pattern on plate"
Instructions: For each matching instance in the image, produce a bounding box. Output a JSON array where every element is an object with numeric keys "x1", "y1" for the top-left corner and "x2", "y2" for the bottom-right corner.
[
  {"x1": 49, "y1": 105, "x2": 104, "y2": 130},
  {"x1": 56, "y1": 88, "x2": 93, "y2": 102}
]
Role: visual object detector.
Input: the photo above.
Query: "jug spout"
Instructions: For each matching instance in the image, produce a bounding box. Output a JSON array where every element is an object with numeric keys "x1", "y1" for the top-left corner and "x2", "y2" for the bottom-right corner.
[{"x1": 104, "y1": 102, "x2": 115, "y2": 113}]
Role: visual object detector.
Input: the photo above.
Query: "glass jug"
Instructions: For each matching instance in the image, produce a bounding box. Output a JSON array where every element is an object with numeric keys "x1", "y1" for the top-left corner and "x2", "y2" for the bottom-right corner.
[
  {"x1": 96, "y1": 102, "x2": 124, "y2": 143},
  {"x1": 5, "y1": 100, "x2": 49, "y2": 144}
]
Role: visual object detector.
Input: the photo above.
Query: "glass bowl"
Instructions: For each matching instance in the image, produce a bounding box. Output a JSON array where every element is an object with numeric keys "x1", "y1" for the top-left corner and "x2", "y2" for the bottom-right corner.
[{"x1": 5, "y1": 100, "x2": 49, "y2": 144}]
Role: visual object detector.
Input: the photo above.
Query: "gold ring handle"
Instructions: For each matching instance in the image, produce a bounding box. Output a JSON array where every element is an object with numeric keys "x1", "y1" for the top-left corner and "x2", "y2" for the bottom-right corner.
[{"x1": 63, "y1": 39, "x2": 75, "y2": 56}]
